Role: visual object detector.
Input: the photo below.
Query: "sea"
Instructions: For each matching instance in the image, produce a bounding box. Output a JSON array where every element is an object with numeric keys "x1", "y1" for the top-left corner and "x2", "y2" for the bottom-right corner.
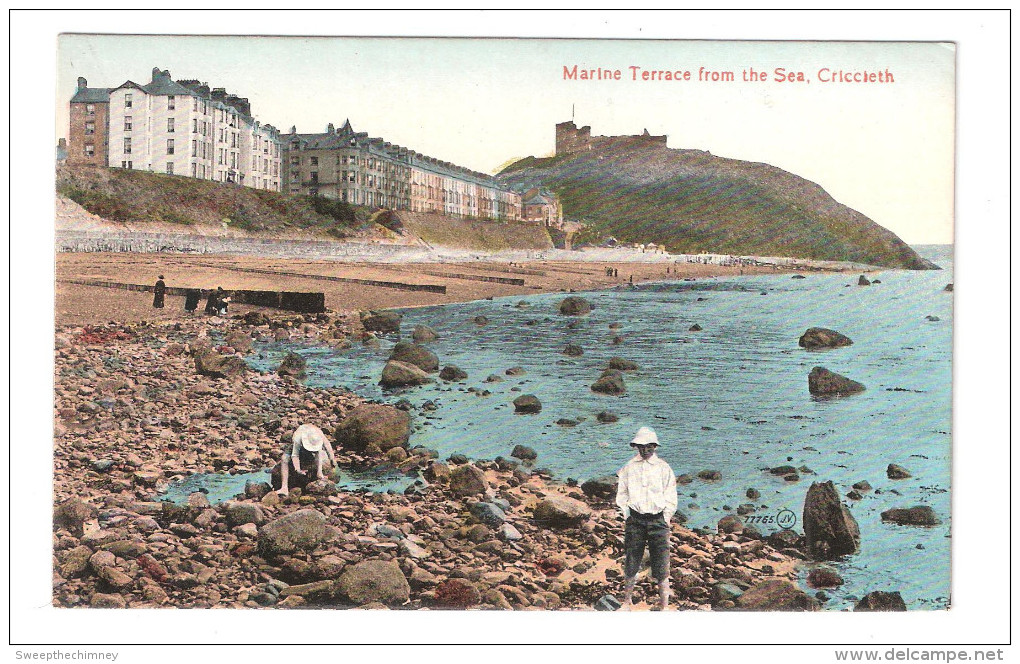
[{"x1": 164, "y1": 244, "x2": 953, "y2": 611}]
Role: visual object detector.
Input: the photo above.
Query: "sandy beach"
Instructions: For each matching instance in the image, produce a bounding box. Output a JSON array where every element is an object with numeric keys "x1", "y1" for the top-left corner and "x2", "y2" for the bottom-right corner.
[{"x1": 55, "y1": 251, "x2": 794, "y2": 326}]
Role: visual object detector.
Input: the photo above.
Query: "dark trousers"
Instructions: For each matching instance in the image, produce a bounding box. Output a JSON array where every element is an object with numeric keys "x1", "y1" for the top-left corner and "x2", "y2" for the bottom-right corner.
[{"x1": 624, "y1": 511, "x2": 670, "y2": 582}]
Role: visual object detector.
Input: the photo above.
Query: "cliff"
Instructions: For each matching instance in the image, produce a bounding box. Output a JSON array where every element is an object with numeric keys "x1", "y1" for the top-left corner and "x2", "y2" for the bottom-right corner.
[{"x1": 498, "y1": 144, "x2": 938, "y2": 270}]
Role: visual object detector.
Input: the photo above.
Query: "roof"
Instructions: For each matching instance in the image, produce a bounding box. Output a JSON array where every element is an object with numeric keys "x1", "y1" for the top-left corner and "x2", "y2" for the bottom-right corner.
[
  {"x1": 70, "y1": 87, "x2": 110, "y2": 103},
  {"x1": 143, "y1": 75, "x2": 198, "y2": 97}
]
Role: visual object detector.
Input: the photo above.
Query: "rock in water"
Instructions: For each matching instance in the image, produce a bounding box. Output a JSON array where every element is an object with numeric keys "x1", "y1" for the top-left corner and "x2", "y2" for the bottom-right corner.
[
  {"x1": 808, "y1": 366, "x2": 865, "y2": 396},
  {"x1": 880, "y1": 506, "x2": 941, "y2": 526},
  {"x1": 717, "y1": 515, "x2": 744, "y2": 534},
  {"x1": 389, "y1": 342, "x2": 439, "y2": 372},
  {"x1": 591, "y1": 370, "x2": 626, "y2": 395},
  {"x1": 269, "y1": 458, "x2": 336, "y2": 491},
  {"x1": 510, "y1": 444, "x2": 537, "y2": 461},
  {"x1": 799, "y1": 327, "x2": 854, "y2": 350},
  {"x1": 581, "y1": 475, "x2": 618, "y2": 500},
  {"x1": 380, "y1": 360, "x2": 433, "y2": 388},
  {"x1": 807, "y1": 566, "x2": 844, "y2": 589},
  {"x1": 334, "y1": 404, "x2": 410, "y2": 453},
  {"x1": 803, "y1": 481, "x2": 860, "y2": 560},
  {"x1": 944, "y1": 283, "x2": 953, "y2": 292},
  {"x1": 336, "y1": 560, "x2": 410, "y2": 606},
  {"x1": 224, "y1": 330, "x2": 253, "y2": 354},
  {"x1": 736, "y1": 579, "x2": 820, "y2": 611},
  {"x1": 533, "y1": 494, "x2": 592, "y2": 528},
  {"x1": 563, "y1": 344, "x2": 584, "y2": 357},
  {"x1": 361, "y1": 310, "x2": 401, "y2": 333},
  {"x1": 439, "y1": 365, "x2": 468, "y2": 382},
  {"x1": 449, "y1": 464, "x2": 488, "y2": 497},
  {"x1": 886, "y1": 463, "x2": 912, "y2": 479},
  {"x1": 277, "y1": 352, "x2": 307, "y2": 379},
  {"x1": 858, "y1": 275, "x2": 871, "y2": 286},
  {"x1": 513, "y1": 395, "x2": 542, "y2": 414},
  {"x1": 855, "y1": 591, "x2": 908, "y2": 611},
  {"x1": 607, "y1": 357, "x2": 639, "y2": 371},
  {"x1": 558, "y1": 296, "x2": 592, "y2": 316},
  {"x1": 412, "y1": 325, "x2": 439, "y2": 342},
  {"x1": 257, "y1": 509, "x2": 329, "y2": 557},
  {"x1": 193, "y1": 348, "x2": 248, "y2": 379}
]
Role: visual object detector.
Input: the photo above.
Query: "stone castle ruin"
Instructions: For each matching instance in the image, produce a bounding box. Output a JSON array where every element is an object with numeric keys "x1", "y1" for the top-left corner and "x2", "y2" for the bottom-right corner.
[{"x1": 555, "y1": 121, "x2": 668, "y2": 156}]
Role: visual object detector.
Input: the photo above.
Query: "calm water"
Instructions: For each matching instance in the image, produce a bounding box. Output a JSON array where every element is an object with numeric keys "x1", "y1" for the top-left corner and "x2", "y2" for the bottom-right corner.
[{"x1": 223, "y1": 245, "x2": 952, "y2": 610}]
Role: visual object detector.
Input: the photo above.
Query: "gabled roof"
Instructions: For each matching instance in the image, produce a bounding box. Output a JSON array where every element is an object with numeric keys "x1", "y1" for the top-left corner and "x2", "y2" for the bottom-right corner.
[
  {"x1": 143, "y1": 75, "x2": 198, "y2": 97},
  {"x1": 70, "y1": 87, "x2": 110, "y2": 103}
]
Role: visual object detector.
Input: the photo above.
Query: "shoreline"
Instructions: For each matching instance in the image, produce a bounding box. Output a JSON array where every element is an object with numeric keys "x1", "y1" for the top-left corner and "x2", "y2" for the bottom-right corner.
[
  {"x1": 53, "y1": 285, "x2": 817, "y2": 611},
  {"x1": 54, "y1": 249, "x2": 864, "y2": 327}
]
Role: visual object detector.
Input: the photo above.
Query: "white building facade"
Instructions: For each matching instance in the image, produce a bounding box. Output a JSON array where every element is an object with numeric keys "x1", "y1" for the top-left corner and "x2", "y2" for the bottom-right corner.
[{"x1": 105, "y1": 68, "x2": 281, "y2": 191}]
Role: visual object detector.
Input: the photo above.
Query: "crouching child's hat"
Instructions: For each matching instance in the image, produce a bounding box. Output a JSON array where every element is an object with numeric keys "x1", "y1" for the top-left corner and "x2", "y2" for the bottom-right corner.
[{"x1": 293, "y1": 423, "x2": 327, "y2": 453}]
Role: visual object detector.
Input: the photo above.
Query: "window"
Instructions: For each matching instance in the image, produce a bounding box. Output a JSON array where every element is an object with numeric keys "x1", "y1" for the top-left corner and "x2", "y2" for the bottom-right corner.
[
  {"x1": 192, "y1": 140, "x2": 197, "y2": 156},
  {"x1": 167, "y1": 139, "x2": 174, "y2": 154},
  {"x1": 218, "y1": 149, "x2": 224, "y2": 165},
  {"x1": 310, "y1": 171, "x2": 318, "y2": 183},
  {"x1": 167, "y1": 118, "x2": 175, "y2": 133},
  {"x1": 124, "y1": 137, "x2": 132, "y2": 153},
  {"x1": 86, "y1": 104, "x2": 95, "y2": 116},
  {"x1": 230, "y1": 153, "x2": 236, "y2": 169},
  {"x1": 124, "y1": 116, "x2": 132, "y2": 131},
  {"x1": 231, "y1": 133, "x2": 236, "y2": 148},
  {"x1": 192, "y1": 163, "x2": 197, "y2": 177},
  {"x1": 193, "y1": 119, "x2": 198, "y2": 133},
  {"x1": 310, "y1": 157, "x2": 319, "y2": 166},
  {"x1": 124, "y1": 93, "x2": 132, "y2": 108},
  {"x1": 193, "y1": 97, "x2": 198, "y2": 112},
  {"x1": 84, "y1": 144, "x2": 95, "y2": 157},
  {"x1": 121, "y1": 160, "x2": 132, "y2": 169},
  {"x1": 168, "y1": 96, "x2": 175, "y2": 110},
  {"x1": 166, "y1": 162, "x2": 174, "y2": 174},
  {"x1": 219, "y1": 129, "x2": 224, "y2": 143},
  {"x1": 290, "y1": 156, "x2": 299, "y2": 165},
  {"x1": 84, "y1": 122, "x2": 95, "y2": 135}
]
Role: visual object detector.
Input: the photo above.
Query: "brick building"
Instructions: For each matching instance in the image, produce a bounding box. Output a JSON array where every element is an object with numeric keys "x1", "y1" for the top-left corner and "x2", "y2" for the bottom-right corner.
[
  {"x1": 284, "y1": 120, "x2": 521, "y2": 222},
  {"x1": 521, "y1": 187, "x2": 563, "y2": 227},
  {"x1": 67, "y1": 77, "x2": 111, "y2": 166}
]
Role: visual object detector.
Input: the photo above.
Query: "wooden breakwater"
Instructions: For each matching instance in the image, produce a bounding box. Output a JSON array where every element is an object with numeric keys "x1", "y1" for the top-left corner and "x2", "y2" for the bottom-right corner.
[
  {"x1": 190, "y1": 262, "x2": 447, "y2": 294},
  {"x1": 468, "y1": 263, "x2": 548, "y2": 277},
  {"x1": 372, "y1": 265, "x2": 525, "y2": 286},
  {"x1": 58, "y1": 278, "x2": 326, "y2": 313}
]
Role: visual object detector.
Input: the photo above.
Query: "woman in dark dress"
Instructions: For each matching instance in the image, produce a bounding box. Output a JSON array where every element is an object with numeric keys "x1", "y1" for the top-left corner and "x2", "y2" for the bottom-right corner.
[
  {"x1": 152, "y1": 275, "x2": 166, "y2": 308},
  {"x1": 184, "y1": 289, "x2": 201, "y2": 314}
]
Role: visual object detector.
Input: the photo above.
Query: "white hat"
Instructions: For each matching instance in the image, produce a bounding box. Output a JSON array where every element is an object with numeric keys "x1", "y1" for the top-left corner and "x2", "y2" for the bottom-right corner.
[
  {"x1": 630, "y1": 426, "x2": 659, "y2": 447},
  {"x1": 293, "y1": 424, "x2": 326, "y2": 453}
]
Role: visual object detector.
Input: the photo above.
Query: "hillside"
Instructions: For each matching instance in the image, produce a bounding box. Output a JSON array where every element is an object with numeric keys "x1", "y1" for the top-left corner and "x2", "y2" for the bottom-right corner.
[
  {"x1": 54, "y1": 165, "x2": 551, "y2": 252},
  {"x1": 498, "y1": 145, "x2": 938, "y2": 270}
]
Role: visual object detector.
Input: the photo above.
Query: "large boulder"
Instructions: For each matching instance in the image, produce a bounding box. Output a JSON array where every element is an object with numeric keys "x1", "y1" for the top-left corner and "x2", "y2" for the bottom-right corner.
[
  {"x1": 224, "y1": 330, "x2": 254, "y2": 354},
  {"x1": 334, "y1": 404, "x2": 411, "y2": 453},
  {"x1": 799, "y1": 328, "x2": 854, "y2": 350},
  {"x1": 558, "y1": 296, "x2": 592, "y2": 316},
  {"x1": 513, "y1": 395, "x2": 542, "y2": 414},
  {"x1": 54, "y1": 497, "x2": 98, "y2": 537},
  {"x1": 880, "y1": 506, "x2": 941, "y2": 526},
  {"x1": 580, "y1": 475, "x2": 619, "y2": 500},
  {"x1": 449, "y1": 464, "x2": 488, "y2": 497},
  {"x1": 591, "y1": 370, "x2": 626, "y2": 395},
  {"x1": 808, "y1": 366, "x2": 865, "y2": 396},
  {"x1": 412, "y1": 325, "x2": 439, "y2": 343},
  {"x1": 510, "y1": 444, "x2": 537, "y2": 461},
  {"x1": 389, "y1": 342, "x2": 439, "y2": 373},
  {"x1": 193, "y1": 348, "x2": 248, "y2": 379},
  {"x1": 361, "y1": 311, "x2": 401, "y2": 333},
  {"x1": 886, "y1": 463, "x2": 912, "y2": 479},
  {"x1": 736, "y1": 579, "x2": 820, "y2": 611},
  {"x1": 469, "y1": 502, "x2": 507, "y2": 528},
  {"x1": 803, "y1": 481, "x2": 861, "y2": 560},
  {"x1": 336, "y1": 560, "x2": 410, "y2": 606},
  {"x1": 533, "y1": 494, "x2": 592, "y2": 528},
  {"x1": 855, "y1": 591, "x2": 908, "y2": 611},
  {"x1": 380, "y1": 360, "x2": 433, "y2": 388},
  {"x1": 222, "y1": 501, "x2": 267, "y2": 527},
  {"x1": 257, "y1": 509, "x2": 329, "y2": 557},
  {"x1": 277, "y1": 352, "x2": 307, "y2": 379}
]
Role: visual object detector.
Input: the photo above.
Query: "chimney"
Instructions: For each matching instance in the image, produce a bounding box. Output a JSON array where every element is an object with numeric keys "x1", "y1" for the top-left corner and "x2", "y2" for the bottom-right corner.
[
  {"x1": 327, "y1": 123, "x2": 335, "y2": 134},
  {"x1": 290, "y1": 125, "x2": 297, "y2": 134},
  {"x1": 77, "y1": 76, "x2": 87, "y2": 90},
  {"x1": 151, "y1": 67, "x2": 162, "y2": 81}
]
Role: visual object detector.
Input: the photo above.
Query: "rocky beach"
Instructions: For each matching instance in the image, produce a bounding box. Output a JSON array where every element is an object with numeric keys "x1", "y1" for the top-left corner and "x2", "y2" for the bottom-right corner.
[{"x1": 51, "y1": 271, "x2": 870, "y2": 612}]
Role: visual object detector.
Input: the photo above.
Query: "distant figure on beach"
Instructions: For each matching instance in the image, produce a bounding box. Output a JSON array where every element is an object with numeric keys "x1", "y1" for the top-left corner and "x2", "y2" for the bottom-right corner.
[
  {"x1": 276, "y1": 424, "x2": 337, "y2": 496},
  {"x1": 613, "y1": 268, "x2": 618, "y2": 278},
  {"x1": 205, "y1": 287, "x2": 224, "y2": 315},
  {"x1": 629, "y1": 275, "x2": 634, "y2": 285},
  {"x1": 152, "y1": 275, "x2": 166, "y2": 308},
  {"x1": 616, "y1": 426, "x2": 677, "y2": 611},
  {"x1": 218, "y1": 294, "x2": 231, "y2": 316},
  {"x1": 184, "y1": 289, "x2": 201, "y2": 314}
]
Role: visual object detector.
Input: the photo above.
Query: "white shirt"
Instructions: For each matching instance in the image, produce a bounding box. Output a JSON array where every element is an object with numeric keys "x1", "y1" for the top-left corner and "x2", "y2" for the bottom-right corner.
[{"x1": 616, "y1": 453, "x2": 678, "y2": 522}]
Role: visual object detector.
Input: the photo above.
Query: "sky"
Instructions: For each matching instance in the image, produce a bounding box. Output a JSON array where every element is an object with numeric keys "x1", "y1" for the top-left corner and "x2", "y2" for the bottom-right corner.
[{"x1": 56, "y1": 34, "x2": 955, "y2": 245}]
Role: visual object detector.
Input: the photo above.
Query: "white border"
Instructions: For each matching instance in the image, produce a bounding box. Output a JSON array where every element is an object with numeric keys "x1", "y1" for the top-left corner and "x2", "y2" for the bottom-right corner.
[{"x1": 7, "y1": 9, "x2": 1012, "y2": 660}]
